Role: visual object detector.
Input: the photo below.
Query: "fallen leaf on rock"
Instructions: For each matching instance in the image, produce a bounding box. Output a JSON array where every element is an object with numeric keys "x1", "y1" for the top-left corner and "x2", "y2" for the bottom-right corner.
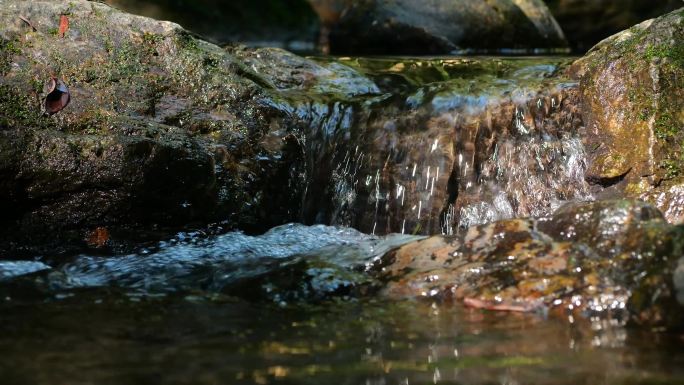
[
  {"x1": 463, "y1": 297, "x2": 540, "y2": 312},
  {"x1": 59, "y1": 14, "x2": 69, "y2": 38},
  {"x1": 43, "y1": 77, "x2": 71, "y2": 115},
  {"x1": 86, "y1": 227, "x2": 110, "y2": 248},
  {"x1": 19, "y1": 16, "x2": 37, "y2": 32}
]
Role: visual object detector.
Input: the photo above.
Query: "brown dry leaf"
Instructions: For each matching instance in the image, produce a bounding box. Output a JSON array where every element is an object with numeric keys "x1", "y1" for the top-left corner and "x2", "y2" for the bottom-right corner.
[
  {"x1": 59, "y1": 14, "x2": 69, "y2": 38},
  {"x1": 86, "y1": 227, "x2": 110, "y2": 248}
]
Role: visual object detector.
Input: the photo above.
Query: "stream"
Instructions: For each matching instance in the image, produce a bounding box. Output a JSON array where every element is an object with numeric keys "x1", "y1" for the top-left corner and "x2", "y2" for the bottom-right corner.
[{"x1": 1, "y1": 55, "x2": 683, "y2": 385}]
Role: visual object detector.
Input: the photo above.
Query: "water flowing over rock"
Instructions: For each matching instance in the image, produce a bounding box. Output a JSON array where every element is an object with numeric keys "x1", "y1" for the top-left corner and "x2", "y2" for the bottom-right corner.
[
  {"x1": 0, "y1": 0, "x2": 589, "y2": 255},
  {"x1": 4, "y1": 200, "x2": 682, "y2": 330},
  {"x1": 282, "y1": 57, "x2": 591, "y2": 235},
  {"x1": 0, "y1": 224, "x2": 421, "y2": 302},
  {"x1": 570, "y1": 8, "x2": 684, "y2": 223},
  {"x1": 328, "y1": 0, "x2": 567, "y2": 55}
]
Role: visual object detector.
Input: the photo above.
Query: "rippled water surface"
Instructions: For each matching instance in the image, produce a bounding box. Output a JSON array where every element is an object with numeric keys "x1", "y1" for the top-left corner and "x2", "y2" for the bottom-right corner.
[
  {"x1": 2, "y1": 296, "x2": 684, "y2": 385},
  {"x1": 1, "y1": 224, "x2": 683, "y2": 384}
]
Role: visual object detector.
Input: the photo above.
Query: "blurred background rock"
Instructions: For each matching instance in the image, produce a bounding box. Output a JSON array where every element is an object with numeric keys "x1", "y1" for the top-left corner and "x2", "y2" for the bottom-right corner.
[
  {"x1": 104, "y1": 0, "x2": 682, "y2": 54},
  {"x1": 104, "y1": 0, "x2": 321, "y2": 52},
  {"x1": 545, "y1": 0, "x2": 682, "y2": 52}
]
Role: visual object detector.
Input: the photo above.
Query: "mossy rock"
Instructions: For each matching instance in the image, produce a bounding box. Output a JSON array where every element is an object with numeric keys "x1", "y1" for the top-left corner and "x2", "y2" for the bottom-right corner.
[
  {"x1": 571, "y1": 8, "x2": 684, "y2": 204},
  {"x1": 0, "y1": 0, "x2": 371, "y2": 256}
]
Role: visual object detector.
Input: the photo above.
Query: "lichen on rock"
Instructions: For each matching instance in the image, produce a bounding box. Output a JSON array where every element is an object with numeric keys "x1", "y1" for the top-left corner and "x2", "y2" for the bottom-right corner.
[{"x1": 570, "y1": 8, "x2": 684, "y2": 219}]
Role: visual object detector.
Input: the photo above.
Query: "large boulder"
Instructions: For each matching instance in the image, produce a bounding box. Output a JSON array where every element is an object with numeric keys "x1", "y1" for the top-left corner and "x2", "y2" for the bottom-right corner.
[
  {"x1": 570, "y1": 8, "x2": 684, "y2": 223},
  {"x1": 328, "y1": 0, "x2": 568, "y2": 55},
  {"x1": 0, "y1": 0, "x2": 587, "y2": 256},
  {"x1": 546, "y1": 0, "x2": 682, "y2": 52},
  {"x1": 0, "y1": 0, "x2": 378, "y2": 256}
]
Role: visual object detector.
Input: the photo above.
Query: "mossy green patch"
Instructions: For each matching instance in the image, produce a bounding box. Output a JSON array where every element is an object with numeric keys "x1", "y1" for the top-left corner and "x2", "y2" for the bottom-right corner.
[
  {"x1": 0, "y1": 85, "x2": 53, "y2": 130},
  {"x1": 0, "y1": 39, "x2": 22, "y2": 75},
  {"x1": 660, "y1": 158, "x2": 681, "y2": 179},
  {"x1": 645, "y1": 43, "x2": 684, "y2": 69},
  {"x1": 655, "y1": 112, "x2": 678, "y2": 141}
]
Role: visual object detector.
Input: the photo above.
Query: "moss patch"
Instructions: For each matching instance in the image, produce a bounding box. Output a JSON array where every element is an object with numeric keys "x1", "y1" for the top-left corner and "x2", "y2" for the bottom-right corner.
[
  {"x1": 645, "y1": 43, "x2": 684, "y2": 69},
  {"x1": 0, "y1": 38, "x2": 21, "y2": 75}
]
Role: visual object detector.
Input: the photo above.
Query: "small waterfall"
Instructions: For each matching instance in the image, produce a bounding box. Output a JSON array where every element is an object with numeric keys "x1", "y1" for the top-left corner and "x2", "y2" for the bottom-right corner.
[{"x1": 290, "y1": 57, "x2": 591, "y2": 235}]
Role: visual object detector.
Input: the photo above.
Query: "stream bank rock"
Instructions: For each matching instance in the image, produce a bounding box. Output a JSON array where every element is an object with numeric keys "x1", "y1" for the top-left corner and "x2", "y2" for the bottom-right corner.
[
  {"x1": 0, "y1": 0, "x2": 379, "y2": 256},
  {"x1": 570, "y1": 8, "x2": 684, "y2": 223},
  {"x1": 370, "y1": 200, "x2": 684, "y2": 331},
  {"x1": 328, "y1": 0, "x2": 567, "y2": 55}
]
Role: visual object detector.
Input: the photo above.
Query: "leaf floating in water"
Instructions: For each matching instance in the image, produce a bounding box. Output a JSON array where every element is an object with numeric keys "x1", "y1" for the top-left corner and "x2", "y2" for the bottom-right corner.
[
  {"x1": 19, "y1": 16, "x2": 37, "y2": 32},
  {"x1": 43, "y1": 77, "x2": 71, "y2": 115},
  {"x1": 58, "y1": 14, "x2": 69, "y2": 38}
]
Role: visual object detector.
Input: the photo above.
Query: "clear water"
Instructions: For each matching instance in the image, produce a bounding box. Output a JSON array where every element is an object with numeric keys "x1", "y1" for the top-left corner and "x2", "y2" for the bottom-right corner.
[
  {"x1": 1, "y1": 296, "x2": 684, "y2": 385},
  {"x1": 1, "y1": 224, "x2": 684, "y2": 384}
]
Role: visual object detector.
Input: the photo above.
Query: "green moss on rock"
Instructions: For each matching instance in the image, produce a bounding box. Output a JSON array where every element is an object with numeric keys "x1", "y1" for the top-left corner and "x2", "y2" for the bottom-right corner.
[{"x1": 571, "y1": 8, "x2": 684, "y2": 190}]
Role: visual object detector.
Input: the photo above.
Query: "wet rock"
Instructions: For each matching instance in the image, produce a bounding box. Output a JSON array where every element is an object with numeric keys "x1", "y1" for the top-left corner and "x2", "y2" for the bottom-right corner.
[
  {"x1": 0, "y1": 0, "x2": 586, "y2": 255},
  {"x1": 328, "y1": 0, "x2": 567, "y2": 55},
  {"x1": 571, "y1": 9, "x2": 684, "y2": 210},
  {"x1": 639, "y1": 183, "x2": 684, "y2": 224},
  {"x1": 290, "y1": 57, "x2": 589, "y2": 236},
  {"x1": 213, "y1": 255, "x2": 376, "y2": 302},
  {"x1": 232, "y1": 46, "x2": 380, "y2": 97},
  {"x1": 546, "y1": 0, "x2": 682, "y2": 52},
  {"x1": 369, "y1": 200, "x2": 684, "y2": 330},
  {"x1": 0, "y1": 0, "x2": 341, "y2": 256}
]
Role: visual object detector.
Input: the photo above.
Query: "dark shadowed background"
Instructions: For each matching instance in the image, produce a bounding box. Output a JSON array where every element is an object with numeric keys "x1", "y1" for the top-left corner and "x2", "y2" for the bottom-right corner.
[{"x1": 104, "y1": 0, "x2": 682, "y2": 53}]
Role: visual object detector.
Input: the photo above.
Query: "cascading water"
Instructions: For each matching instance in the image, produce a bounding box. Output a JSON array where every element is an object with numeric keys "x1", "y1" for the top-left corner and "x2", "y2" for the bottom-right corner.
[{"x1": 295, "y1": 57, "x2": 592, "y2": 235}]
